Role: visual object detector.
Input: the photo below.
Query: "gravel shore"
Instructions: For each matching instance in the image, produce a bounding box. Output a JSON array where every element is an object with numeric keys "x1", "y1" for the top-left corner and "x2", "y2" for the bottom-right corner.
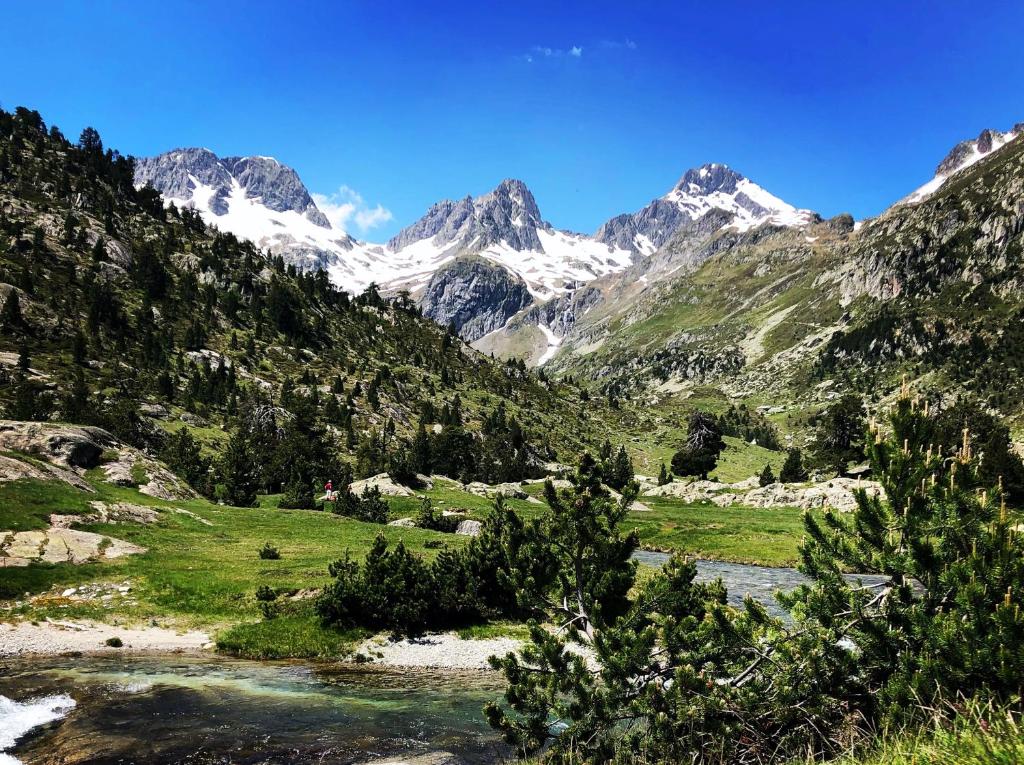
[
  {"x1": 354, "y1": 632, "x2": 522, "y2": 670},
  {"x1": 0, "y1": 619, "x2": 212, "y2": 657}
]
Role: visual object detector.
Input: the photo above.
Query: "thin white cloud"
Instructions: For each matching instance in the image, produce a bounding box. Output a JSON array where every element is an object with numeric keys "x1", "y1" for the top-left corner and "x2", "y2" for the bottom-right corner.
[
  {"x1": 524, "y1": 44, "x2": 583, "y2": 62},
  {"x1": 312, "y1": 185, "x2": 393, "y2": 234},
  {"x1": 600, "y1": 38, "x2": 637, "y2": 50}
]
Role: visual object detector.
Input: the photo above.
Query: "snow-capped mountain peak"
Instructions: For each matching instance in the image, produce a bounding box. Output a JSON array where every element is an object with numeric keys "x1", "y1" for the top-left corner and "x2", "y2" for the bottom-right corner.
[
  {"x1": 904, "y1": 124, "x2": 1023, "y2": 204},
  {"x1": 134, "y1": 148, "x2": 373, "y2": 275},
  {"x1": 135, "y1": 148, "x2": 330, "y2": 227},
  {"x1": 594, "y1": 163, "x2": 815, "y2": 254},
  {"x1": 377, "y1": 178, "x2": 635, "y2": 298},
  {"x1": 664, "y1": 163, "x2": 814, "y2": 232}
]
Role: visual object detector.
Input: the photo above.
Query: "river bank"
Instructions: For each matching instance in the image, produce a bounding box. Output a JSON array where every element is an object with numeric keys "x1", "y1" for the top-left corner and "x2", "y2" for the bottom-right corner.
[
  {"x1": 0, "y1": 619, "x2": 212, "y2": 657},
  {"x1": 2, "y1": 554, "x2": 863, "y2": 663}
]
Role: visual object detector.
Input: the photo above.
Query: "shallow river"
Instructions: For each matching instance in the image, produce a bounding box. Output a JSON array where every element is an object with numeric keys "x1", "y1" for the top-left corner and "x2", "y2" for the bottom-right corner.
[
  {"x1": 0, "y1": 656, "x2": 508, "y2": 764},
  {"x1": 2, "y1": 557, "x2": 886, "y2": 763},
  {"x1": 632, "y1": 550, "x2": 887, "y2": 618}
]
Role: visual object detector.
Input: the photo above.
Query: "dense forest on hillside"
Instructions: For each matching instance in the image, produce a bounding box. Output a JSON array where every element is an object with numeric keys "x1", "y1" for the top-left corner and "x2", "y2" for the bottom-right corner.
[{"x1": 0, "y1": 105, "x2": 605, "y2": 502}]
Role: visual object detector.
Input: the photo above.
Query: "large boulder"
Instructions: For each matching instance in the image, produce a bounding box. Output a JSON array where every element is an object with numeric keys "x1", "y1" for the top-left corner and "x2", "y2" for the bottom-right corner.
[
  {"x1": 455, "y1": 519, "x2": 483, "y2": 536},
  {"x1": 350, "y1": 473, "x2": 413, "y2": 497},
  {"x1": 0, "y1": 421, "x2": 116, "y2": 469}
]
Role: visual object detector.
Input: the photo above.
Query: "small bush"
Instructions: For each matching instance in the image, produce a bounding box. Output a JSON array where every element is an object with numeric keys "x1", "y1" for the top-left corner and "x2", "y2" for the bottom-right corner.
[
  {"x1": 258, "y1": 542, "x2": 281, "y2": 560},
  {"x1": 255, "y1": 584, "x2": 277, "y2": 602},
  {"x1": 104, "y1": 636, "x2": 123, "y2": 648}
]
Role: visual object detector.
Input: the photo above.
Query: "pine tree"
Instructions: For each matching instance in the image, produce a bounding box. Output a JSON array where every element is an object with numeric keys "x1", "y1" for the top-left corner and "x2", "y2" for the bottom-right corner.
[
  {"x1": 1, "y1": 290, "x2": 24, "y2": 329},
  {"x1": 607, "y1": 444, "x2": 634, "y2": 490},
  {"x1": 759, "y1": 462, "x2": 775, "y2": 486},
  {"x1": 811, "y1": 393, "x2": 866, "y2": 475},
  {"x1": 219, "y1": 430, "x2": 258, "y2": 507},
  {"x1": 779, "y1": 447, "x2": 807, "y2": 483},
  {"x1": 791, "y1": 392, "x2": 1024, "y2": 725},
  {"x1": 657, "y1": 462, "x2": 670, "y2": 486},
  {"x1": 71, "y1": 329, "x2": 88, "y2": 365},
  {"x1": 411, "y1": 422, "x2": 432, "y2": 476},
  {"x1": 671, "y1": 411, "x2": 726, "y2": 480}
]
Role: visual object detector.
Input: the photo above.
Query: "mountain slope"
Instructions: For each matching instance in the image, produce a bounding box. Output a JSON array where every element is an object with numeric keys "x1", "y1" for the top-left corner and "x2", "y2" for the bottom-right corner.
[
  {"x1": 902, "y1": 124, "x2": 1022, "y2": 204},
  {"x1": 480, "y1": 165, "x2": 819, "y2": 365},
  {"x1": 548, "y1": 122, "x2": 1024, "y2": 427},
  {"x1": 0, "y1": 106, "x2": 606, "y2": 483}
]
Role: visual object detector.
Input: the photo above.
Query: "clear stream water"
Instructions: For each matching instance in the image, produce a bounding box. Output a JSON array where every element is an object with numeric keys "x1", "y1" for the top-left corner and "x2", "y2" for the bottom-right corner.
[{"x1": 1, "y1": 556, "x2": 887, "y2": 764}]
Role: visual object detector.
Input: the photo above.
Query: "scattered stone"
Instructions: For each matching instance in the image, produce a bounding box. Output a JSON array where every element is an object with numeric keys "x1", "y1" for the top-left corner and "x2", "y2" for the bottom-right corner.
[
  {"x1": 643, "y1": 476, "x2": 883, "y2": 512},
  {"x1": 463, "y1": 481, "x2": 527, "y2": 499},
  {"x1": 388, "y1": 517, "x2": 417, "y2": 527},
  {"x1": 367, "y1": 753, "x2": 465, "y2": 765},
  {"x1": 179, "y1": 412, "x2": 208, "y2": 427},
  {"x1": 455, "y1": 519, "x2": 482, "y2": 536}
]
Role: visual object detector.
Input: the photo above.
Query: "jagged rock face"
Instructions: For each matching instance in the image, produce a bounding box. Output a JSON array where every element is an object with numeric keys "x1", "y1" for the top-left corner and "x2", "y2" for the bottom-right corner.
[
  {"x1": 135, "y1": 148, "x2": 329, "y2": 227},
  {"x1": 935, "y1": 127, "x2": 1022, "y2": 176},
  {"x1": 419, "y1": 258, "x2": 533, "y2": 341},
  {"x1": 388, "y1": 179, "x2": 546, "y2": 253},
  {"x1": 594, "y1": 198, "x2": 692, "y2": 253},
  {"x1": 519, "y1": 286, "x2": 604, "y2": 337},
  {"x1": 595, "y1": 163, "x2": 814, "y2": 255},
  {"x1": 134, "y1": 148, "x2": 375, "y2": 278},
  {"x1": 843, "y1": 133, "x2": 1024, "y2": 302}
]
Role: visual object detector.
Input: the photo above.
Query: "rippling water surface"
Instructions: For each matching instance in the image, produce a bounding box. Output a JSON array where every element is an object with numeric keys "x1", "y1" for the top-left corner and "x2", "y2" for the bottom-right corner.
[
  {"x1": 632, "y1": 550, "x2": 888, "y2": 617},
  {"x1": 2, "y1": 559, "x2": 889, "y2": 763},
  {"x1": 0, "y1": 656, "x2": 507, "y2": 764}
]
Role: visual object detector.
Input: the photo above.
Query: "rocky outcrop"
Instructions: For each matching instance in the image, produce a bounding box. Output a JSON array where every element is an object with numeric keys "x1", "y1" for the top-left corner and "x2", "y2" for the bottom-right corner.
[
  {"x1": 1, "y1": 527, "x2": 145, "y2": 567},
  {"x1": 0, "y1": 420, "x2": 115, "y2": 469},
  {"x1": 419, "y1": 258, "x2": 532, "y2": 341},
  {"x1": 0, "y1": 453, "x2": 94, "y2": 492},
  {"x1": 0, "y1": 421, "x2": 195, "y2": 500},
  {"x1": 462, "y1": 481, "x2": 528, "y2": 499},
  {"x1": 644, "y1": 477, "x2": 883, "y2": 513}
]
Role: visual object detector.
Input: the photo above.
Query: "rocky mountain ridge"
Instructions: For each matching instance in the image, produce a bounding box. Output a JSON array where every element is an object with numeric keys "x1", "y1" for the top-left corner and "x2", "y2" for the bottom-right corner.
[{"x1": 134, "y1": 150, "x2": 816, "y2": 346}]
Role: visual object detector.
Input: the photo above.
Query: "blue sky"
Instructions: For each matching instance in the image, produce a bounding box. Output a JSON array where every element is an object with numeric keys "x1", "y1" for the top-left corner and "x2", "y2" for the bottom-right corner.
[{"x1": 2, "y1": 1, "x2": 1022, "y2": 240}]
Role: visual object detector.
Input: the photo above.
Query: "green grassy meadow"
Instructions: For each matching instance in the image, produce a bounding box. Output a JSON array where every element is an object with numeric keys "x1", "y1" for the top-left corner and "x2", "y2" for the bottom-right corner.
[{"x1": 1, "y1": 468, "x2": 809, "y2": 657}]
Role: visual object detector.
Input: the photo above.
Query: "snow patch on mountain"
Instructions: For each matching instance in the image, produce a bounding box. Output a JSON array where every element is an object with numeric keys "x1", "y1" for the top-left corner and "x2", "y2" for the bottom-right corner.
[{"x1": 537, "y1": 323, "x2": 563, "y2": 365}]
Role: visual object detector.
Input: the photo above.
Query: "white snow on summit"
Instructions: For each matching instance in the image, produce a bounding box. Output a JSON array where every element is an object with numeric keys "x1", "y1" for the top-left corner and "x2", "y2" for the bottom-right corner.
[{"x1": 664, "y1": 163, "x2": 815, "y2": 232}]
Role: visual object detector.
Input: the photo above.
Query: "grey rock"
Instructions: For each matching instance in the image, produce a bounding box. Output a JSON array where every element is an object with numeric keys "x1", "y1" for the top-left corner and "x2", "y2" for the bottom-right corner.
[
  {"x1": 0, "y1": 420, "x2": 115, "y2": 468},
  {"x1": 389, "y1": 179, "x2": 546, "y2": 253},
  {"x1": 419, "y1": 258, "x2": 532, "y2": 341},
  {"x1": 455, "y1": 519, "x2": 483, "y2": 536},
  {"x1": 134, "y1": 148, "x2": 329, "y2": 227}
]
